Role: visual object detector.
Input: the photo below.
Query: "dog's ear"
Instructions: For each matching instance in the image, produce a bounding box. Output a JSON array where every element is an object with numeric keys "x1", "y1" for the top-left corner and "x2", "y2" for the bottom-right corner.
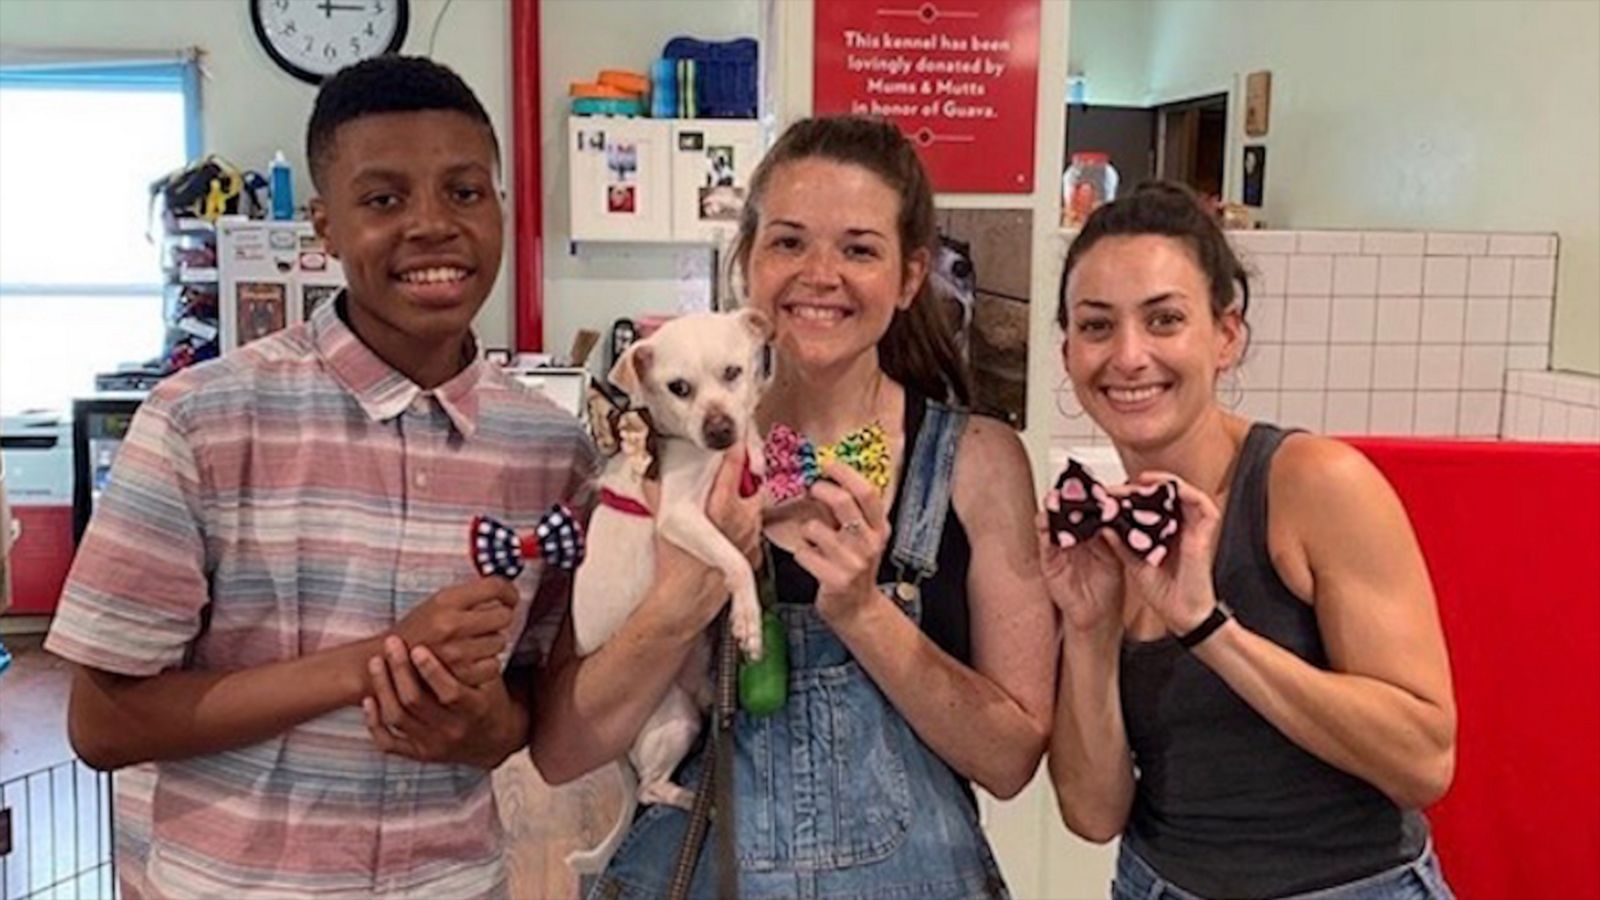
[
  {"x1": 608, "y1": 341, "x2": 653, "y2": 401},
  {"x1": 737, "y1": 309, "x2": 775, "y2": 381},
  {"x1": 738, "y1": 307, "x2": 774, "y2": 341}
]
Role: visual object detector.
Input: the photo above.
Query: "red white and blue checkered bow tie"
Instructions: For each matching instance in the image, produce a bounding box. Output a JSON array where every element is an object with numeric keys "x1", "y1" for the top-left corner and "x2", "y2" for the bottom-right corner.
[{"x1": 470, "y1": 505, "x2": 585, "y2": 578}]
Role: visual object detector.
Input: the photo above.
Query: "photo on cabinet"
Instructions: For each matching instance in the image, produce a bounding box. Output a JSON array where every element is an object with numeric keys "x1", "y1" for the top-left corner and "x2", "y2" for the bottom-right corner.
[
  {"x1": 605, "y1": 141, "x2": 638, "y2": 180},
  {"x1": 301, "y1": 283, "x2": 340, "y2": 320},
  {"x1": 706, "y1": 145, "x2": 735, "y2": 186},
  {"x1": 237, "y1": 281, "x2": 287, "y2": 344},
  {"x1": 607, "y1": 184, "x2": 637, "y2": 214},
  {"x1": 698, "y1": 184, "x2": 745, "y2": 222}
]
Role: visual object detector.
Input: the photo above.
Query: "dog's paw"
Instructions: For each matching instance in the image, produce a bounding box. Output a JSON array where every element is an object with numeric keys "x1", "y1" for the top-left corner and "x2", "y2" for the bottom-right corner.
[
  {"x1": 732, "y1": 601, "x2": 764, "y2": 661},
  {"x1": 638, "y1": 780, "x2": 695, "y2": 811}
]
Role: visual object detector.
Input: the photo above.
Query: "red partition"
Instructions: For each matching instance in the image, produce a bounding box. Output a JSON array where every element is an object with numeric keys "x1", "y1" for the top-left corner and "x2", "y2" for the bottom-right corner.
[
  {"x1": 1346, "y1": 438, "x2": 1600, "y2": 900},
  {"x1": 510, "y1": 0, "x2": 542, "y2": 352}
]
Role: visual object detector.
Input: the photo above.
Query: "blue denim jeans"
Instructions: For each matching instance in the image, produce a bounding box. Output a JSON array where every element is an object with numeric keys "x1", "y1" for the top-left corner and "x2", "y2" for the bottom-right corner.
[
  {"x1": 1111, "y1": 840, "x2": 1454, "y2": 900},
  {"x1": 586, "y1": 402, "x2": 1007, "y2": 900}
]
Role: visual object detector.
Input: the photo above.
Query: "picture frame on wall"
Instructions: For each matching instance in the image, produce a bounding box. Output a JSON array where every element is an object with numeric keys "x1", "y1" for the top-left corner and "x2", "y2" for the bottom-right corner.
[
  {"x1": 1245, "y1": 70, "x2": 1272, "y2": 137},
  {"x1": 1243, "y1": 145, "x2": 1267, "y2": 207}
]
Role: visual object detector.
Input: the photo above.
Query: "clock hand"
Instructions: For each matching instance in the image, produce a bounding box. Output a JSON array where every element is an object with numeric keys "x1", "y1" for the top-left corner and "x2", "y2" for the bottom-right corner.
[{"x1": 317, "y1": 0, "x2": 365, "y2": 16}]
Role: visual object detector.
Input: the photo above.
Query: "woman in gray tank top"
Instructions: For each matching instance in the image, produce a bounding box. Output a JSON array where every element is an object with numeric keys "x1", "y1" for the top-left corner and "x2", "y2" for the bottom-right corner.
[{"x1": 1043, "y1": 183, "x2": 1457, "y2": 899}]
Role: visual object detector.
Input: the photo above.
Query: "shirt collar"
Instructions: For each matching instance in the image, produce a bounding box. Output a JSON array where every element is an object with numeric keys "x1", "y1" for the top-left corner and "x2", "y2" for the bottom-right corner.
[{"x1": 312, "y1": 291, "x2": 483, "y2": 437}]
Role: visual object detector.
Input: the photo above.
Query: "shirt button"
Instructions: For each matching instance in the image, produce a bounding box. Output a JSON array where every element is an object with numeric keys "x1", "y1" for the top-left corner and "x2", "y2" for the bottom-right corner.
[
  {"x1": 414, "y1": 471, "x2": 429, "y2": 488},
  {"x1": 409, "y1": 398, "x2": 429, "y2": 415},
  {"x1": 394, "y1": 779, "x2": 410, "y2": 795}
]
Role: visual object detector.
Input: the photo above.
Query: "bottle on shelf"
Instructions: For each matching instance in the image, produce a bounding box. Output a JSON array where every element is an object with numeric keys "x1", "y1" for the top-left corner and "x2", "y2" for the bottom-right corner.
[
  {"x1": 1062, "y1": 152, "x2": 1119, "y2": 228},
  {"x1": 270, "y1": 151, "x2": 294, "y2": 221}
]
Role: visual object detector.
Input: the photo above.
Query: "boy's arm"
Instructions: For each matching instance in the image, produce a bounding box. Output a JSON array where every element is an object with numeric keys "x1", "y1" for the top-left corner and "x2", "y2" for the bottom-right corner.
[
  {"x1": 69, "y1": 643, "x2": 379, "y2": 770},
  {"x1": 47, "y1": 391, "x2": 517, "y2": 769},
  {"x1": 69, "y1": 576, "x2": 517, "y2": 771}
]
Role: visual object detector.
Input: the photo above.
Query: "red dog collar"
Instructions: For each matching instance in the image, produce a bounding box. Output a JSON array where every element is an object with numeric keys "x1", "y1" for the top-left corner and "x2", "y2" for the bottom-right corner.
[{"x1": 599, "y1": 487, "x2": 651, "y2": 518}]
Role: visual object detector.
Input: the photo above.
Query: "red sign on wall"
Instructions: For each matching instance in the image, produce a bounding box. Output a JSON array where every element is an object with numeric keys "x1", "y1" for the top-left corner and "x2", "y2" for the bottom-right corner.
[{"x1": 813, "y1": 0, "x2": 1040, "y2": 194}]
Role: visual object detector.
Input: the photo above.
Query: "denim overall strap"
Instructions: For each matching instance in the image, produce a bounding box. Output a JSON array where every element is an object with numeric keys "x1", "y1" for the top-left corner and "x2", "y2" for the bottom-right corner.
[{"x1": 888, "y1": 400, "x2": 968, "y2": 611}]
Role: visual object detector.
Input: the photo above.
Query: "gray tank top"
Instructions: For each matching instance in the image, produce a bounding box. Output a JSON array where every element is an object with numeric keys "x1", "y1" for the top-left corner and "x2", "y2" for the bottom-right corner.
[{"x1": 1120, "y1": 423, "x2": 1428, "y2": 898}]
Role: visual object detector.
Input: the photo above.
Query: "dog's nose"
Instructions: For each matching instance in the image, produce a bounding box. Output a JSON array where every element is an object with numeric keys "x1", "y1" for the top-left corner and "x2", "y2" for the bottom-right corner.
[{"x1": 703, "y1": 413, "x2": 736, "y2": 450}]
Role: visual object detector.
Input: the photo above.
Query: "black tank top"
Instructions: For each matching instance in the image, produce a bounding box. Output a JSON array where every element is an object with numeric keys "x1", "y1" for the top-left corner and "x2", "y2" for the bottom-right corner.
[
  {"x1": 1120, "y1": 423, "x2": 1428, "y2": 898},
  {"x1": 768, "y1": 392, "x2": 974, "y2": 664}
]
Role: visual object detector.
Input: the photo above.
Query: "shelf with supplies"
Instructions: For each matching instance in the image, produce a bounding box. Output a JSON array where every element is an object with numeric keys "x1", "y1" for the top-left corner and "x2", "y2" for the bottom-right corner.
[
  {"x1": 168, "y1": 216, "x2": 216, "y2": 235},
  {"x1": 168, "y1": 265, "x2": 219, "y2": 284},
  {"x1": 568, "y1": 116, "x2": 762, "y2": 244},
  {"x1": 157, "y1": 214, "x2": 221, "y2": 374}
]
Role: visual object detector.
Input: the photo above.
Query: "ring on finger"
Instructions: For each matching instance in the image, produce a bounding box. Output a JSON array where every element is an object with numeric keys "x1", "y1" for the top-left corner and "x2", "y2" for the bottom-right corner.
[{"x1": 841, "y1": 519, "x2": 865, "y2": 535}]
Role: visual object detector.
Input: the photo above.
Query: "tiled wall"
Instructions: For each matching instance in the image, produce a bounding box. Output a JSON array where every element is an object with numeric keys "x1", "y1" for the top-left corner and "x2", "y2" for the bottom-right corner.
[
  {"x1": 1502, "y1": 370, "x2": 1600, "y2": 442},
  {"x1": 1051, "y1": 228, "x2": 1593, "y2": 447}
]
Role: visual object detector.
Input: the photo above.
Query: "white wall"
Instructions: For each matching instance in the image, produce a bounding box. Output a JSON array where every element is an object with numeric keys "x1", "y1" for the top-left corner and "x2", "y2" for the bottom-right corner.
[
  {"x1": 1139, "y1": 0, "x2": 1600, "y2": 375},
  {"x1": 1066, "y1": 0, "x2": 1152, "y2": 107},
  {"x1": 538, "y1": 0, "x2": 760, "y2": 365},
  {"x1": 0, "y1": 0, "x2": 517, "y2": 347}
]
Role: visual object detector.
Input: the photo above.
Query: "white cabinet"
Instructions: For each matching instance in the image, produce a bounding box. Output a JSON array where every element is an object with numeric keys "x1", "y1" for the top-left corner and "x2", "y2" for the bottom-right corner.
[
  {"x1": 216, "y1": 219, "x2": 345, "y2": 353},
  {"x1": 568, "y1": 117, "x2": 762, "y2": 244}
]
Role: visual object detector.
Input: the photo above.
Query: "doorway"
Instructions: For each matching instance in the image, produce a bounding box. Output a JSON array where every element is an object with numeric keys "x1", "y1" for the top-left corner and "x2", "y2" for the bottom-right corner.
[{"x1": 1155, "y1": 92, "x2": 1228, "y2": 201}]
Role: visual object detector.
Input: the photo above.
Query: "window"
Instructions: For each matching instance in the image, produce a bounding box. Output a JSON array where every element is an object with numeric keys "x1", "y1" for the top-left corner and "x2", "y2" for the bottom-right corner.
[{"x1": 0, "y1": 59, "x2": 200, "y2": 416}]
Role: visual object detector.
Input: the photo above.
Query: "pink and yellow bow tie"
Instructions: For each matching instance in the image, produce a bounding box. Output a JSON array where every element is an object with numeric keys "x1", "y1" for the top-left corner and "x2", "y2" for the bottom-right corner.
[
  {"x1": 763, "y1": 423, "x2": 891, "y2": 503},
  {"x1": 470, "y1": 505, "x2": 585, "y2": 579}
]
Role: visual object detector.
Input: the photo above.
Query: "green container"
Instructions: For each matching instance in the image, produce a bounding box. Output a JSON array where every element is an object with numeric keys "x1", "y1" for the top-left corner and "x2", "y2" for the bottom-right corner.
[{"x1": 738, "y1": 610, "x2": 788, "y2": 715}]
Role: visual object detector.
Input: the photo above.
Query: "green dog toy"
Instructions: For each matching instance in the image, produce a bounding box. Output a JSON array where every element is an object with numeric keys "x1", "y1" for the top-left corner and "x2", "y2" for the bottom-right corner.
[
  {"x1": 738, "y1": 611, "x2": 788, "y2": 714},
  {"x1": 738, "y1": 544, "x2": 788, "y2": 715}
]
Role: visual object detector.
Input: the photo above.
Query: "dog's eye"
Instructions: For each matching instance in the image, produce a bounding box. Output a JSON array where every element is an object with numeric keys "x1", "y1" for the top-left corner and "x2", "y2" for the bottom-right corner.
[
  {"x1": 667, "y1": 379, "x2": 693, "y2": 398},
  {"x1": 722, "y1": 365, "x2": 742, "y2": 383}
]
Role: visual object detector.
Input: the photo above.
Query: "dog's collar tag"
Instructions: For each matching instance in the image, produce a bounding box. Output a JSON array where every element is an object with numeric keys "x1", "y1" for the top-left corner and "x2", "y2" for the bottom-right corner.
[{"x1": 894, "y1": 580, "x2": 920, "y2": 604}]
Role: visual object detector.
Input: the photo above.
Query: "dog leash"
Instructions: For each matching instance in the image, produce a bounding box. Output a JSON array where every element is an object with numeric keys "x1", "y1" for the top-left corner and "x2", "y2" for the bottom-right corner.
[{"x1": 666, "y1": 603, "x2": 740, "y2": 900}]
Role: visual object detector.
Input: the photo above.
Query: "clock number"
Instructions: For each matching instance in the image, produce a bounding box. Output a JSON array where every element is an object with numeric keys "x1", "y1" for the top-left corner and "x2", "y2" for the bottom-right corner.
[
  {"x1": 274, "y1": 0, "x2": 289, "y2": 10},
  {"x1": 304, "y1": 35, "x2": 315, "y2": 54},
  {"x1": 364, "y1": 21, "x2": 376, "y2": 37},
  {"x1": 324, "y1": 42, "x2": 338, "y2": 61},
  {"x1": 281, "y1": 20, "x2": 297, "y2": 36},
  {"x1": 350, "y1": 37, "x2": 362, "y2": 54},
  {"x1": 373, "y1": 1, "x2": 385, "y2": 13}
]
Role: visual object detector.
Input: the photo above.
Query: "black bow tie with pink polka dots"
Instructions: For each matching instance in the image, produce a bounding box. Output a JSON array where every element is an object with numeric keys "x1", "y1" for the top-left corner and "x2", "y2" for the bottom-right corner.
[
  {"x1": 470, "y1": 506, "x2": 585, "y2": 579},
  {"x1": 1046, "y1": 460, "x2": 1182, "y2": 566}
]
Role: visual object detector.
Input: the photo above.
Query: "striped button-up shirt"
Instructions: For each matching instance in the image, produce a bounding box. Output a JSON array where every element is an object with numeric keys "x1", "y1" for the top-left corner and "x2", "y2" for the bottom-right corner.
[{"x1": 46, "y1": 296, "x2": 597, "y2": 899}]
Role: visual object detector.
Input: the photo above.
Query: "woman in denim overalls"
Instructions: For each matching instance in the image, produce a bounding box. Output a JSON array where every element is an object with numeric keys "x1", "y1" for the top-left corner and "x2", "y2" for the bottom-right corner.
[{"x1": 558, "y1": 117, "x2": 1058, "y2": 899}]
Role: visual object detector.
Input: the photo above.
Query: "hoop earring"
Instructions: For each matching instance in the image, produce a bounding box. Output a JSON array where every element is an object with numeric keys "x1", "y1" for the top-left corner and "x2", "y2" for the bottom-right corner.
[
  {"x1": 1220, "y1": 369, "x2": 1244, "y2": 410},
  {"x1": 1055, "y1": 375, "x2": 1086, "y2": 419}
]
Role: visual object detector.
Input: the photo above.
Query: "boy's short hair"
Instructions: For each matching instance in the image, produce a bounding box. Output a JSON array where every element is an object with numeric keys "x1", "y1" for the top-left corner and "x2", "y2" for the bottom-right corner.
[{"x1": 306, "y1": 54, "x2": 499, "y2": 189}]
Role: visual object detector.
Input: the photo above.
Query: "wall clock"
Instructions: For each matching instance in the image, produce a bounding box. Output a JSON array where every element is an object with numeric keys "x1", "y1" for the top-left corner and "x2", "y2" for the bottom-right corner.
[{"x1": 250, "y1": 0, "x2": 409, "y2": 85}]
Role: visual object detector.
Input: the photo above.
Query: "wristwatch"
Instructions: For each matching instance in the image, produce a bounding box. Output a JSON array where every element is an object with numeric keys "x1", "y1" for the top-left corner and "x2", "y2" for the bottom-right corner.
[{"x1": 1178, "y1": 601, "x2": 1233, "y2": 650}]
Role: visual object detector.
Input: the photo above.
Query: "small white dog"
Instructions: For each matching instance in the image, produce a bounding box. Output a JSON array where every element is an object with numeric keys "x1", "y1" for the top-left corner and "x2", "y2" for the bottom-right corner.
[{"x1": 565, "y1": 308, "x2": 771, "y2": 875}]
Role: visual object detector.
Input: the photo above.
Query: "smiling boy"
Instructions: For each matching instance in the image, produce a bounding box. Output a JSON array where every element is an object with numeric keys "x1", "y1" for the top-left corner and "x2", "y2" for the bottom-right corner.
[{"x1": 45, "y1": 56, "x2": 594, "y2": 898}]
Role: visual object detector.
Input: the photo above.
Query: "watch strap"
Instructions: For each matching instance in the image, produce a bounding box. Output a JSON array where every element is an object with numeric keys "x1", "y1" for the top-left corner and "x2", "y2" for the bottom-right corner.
[{"x1": 1178, "y1": 602, "x2": 1232, "y2": 650}]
